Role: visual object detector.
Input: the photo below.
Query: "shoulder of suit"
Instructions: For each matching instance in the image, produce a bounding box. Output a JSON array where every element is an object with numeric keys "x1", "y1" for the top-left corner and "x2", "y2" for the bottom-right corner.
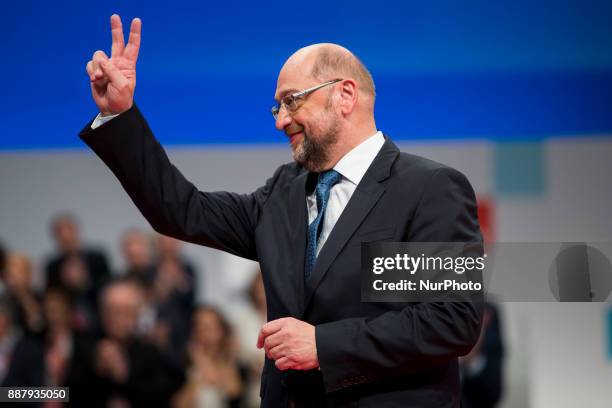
[
  {"x1": 271, "y1": 161, "x2": 307, "y2": 182},
  {"x1": 267, "y1": 151, "x2": 471, "y2": 189},
  {"x1": 392, "y1": 151, "x2": 467, "y2": 181}
]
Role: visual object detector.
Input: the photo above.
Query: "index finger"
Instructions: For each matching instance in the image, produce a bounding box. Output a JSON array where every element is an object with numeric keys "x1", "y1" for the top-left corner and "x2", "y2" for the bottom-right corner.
[
  {"x1": 110, "y1": 14, "x2": 125, "y2": 58},
  {"x1": 257, "y1": 319, "x2": 285, "y2": 348},
  {"x1": 263, "y1": 318, "x2": 288, "y2": 335},
  {"x1": 123, "y1": 17, "x2": 142, "y2": 62}
]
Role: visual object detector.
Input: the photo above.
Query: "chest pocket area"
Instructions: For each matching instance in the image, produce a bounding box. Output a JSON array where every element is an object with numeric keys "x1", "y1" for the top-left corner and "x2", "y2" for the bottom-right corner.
[{"x1": 348, "y1": 226, "x2": 396, "y2": 248}]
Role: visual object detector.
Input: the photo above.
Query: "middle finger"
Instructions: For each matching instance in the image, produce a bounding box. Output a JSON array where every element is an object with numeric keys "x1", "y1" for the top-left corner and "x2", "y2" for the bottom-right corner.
[{"x1": 264, "y1": 331, "x2": 284, "y2": 353}]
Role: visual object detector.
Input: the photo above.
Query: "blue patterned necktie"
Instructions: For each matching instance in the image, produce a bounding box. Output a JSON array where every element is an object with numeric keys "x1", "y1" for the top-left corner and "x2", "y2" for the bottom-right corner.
[{"x1": 304, "y1": 169, "x2": 342, "y2": 280}]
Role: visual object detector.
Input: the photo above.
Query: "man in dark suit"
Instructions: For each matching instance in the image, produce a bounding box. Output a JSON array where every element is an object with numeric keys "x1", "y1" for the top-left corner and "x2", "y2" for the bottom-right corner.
[
  {"x1": 46, "y1": 213, "x2": 111, "y2": 291},
  {"x1": 67, "y1": 280, "x2": 184, "y2": 407},
  {"x1": 45, "y1": 213, "x2": 111, "y2": 331},
  {"x1": 81, "y1": 15, "x2": 483, "y2": 407}
]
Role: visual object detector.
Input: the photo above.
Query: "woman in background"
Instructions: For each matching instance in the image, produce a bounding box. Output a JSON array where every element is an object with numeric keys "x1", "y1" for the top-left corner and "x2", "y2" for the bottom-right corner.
[{"x1": 173, "y1": 306, "x2": 245, "y2": 408}]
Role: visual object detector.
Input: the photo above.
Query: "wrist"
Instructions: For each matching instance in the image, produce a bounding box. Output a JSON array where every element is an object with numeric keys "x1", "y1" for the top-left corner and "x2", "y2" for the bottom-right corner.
[{"x1": 100, "y1": 109, "x2": 123, "y2": 117}]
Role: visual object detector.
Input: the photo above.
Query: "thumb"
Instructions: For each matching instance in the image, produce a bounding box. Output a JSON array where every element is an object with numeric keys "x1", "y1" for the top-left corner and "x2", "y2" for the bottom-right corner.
[{"x1": 99, "y1": 60, "x2": 128, "y2": 90}]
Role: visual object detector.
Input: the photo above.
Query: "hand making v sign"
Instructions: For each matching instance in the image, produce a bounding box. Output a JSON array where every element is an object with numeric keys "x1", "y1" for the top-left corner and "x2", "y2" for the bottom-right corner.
[{"x1": 86, "y1": 15, "x2": 141, "y2": 116}]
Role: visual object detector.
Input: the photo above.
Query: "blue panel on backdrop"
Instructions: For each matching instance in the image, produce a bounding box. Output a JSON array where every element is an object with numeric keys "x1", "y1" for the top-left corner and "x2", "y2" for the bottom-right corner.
[
  {"x1": 3, "y1": 71, "x2": 612, "y2": 150},
  {"x1": 2, "y1": 0, "x2": 612, "y2": 149},
  {"x1": 494, "y1": 142, "x2": 546, "y2": 197}
]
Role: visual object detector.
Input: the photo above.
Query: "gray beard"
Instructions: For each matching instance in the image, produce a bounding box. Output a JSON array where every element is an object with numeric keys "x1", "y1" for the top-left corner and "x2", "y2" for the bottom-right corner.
[{"x1": 294, "y1": 118, "x2": 340, "y2": 172}]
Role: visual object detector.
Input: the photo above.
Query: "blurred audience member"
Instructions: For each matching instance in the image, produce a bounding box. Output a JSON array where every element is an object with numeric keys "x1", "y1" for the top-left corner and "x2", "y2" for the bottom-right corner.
[
  {"x1": 42, "y1": 288, "x2": 81, "y2": 389},
  {"x1": 2, "y1": 287, "x2": 89, "y2": 393},
  {"x1": 69, "y1": 280, "x2": 184, "y2": 407},
  {"x1": 173, "y1": 306, "x2": 244, "y2": 408},
  {"x1": 121, "y1": 229, "x2": 155, "y2": 287},
  {"x1": 153, "y1": 234, "x2": 196, "y2": 304},
  {"x1": 230, "y1": 270, "x2": 266, "y2": 408},
  {"x1": 45, "y1": 213, "x2": 110, "y2": 330},
  {"x1": 460, "y1": 302, "x2": 505, "y2": 408},
  {"x1": 0, "y1": 296, "x2": 19, "y2": 384},
  {"x1": 3, "y1": 253, "x2": 43, "y2": 334},
  {"x1": 0, "y1": 241, "x2": 6, "y2": 277},
  {"x1": 148, "y1": 234, "x2": 197, "y2": 363}
]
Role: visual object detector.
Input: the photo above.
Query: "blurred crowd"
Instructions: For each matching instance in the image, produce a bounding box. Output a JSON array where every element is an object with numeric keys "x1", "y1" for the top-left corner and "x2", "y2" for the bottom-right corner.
[
  {"x1": 0, "y1": 212, "x2": 504, "y2": 408},
  {"x1": 0, "y1": 213, "x2": 266, "y2": 408}
]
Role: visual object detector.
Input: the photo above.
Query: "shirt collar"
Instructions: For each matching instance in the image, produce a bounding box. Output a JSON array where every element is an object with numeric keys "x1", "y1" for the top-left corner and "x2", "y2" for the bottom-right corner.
[{"x1": 333, "y1": 131, "x2": 385, "y2": 185}]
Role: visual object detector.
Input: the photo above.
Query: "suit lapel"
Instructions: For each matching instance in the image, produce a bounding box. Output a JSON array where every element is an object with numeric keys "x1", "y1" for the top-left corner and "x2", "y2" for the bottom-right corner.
[
  {"x1": 303, "y1": 138, "x2": 400, "y2": 310},
  {"x1": 287, "y1": 168, "x2": 309, "y2": 316}
]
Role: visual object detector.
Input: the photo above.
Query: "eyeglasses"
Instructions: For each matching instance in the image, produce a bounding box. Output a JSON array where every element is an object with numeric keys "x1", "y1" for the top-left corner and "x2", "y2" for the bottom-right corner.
[{"x1": 271, "y1": 78, "x2": 343, "y2": 120}]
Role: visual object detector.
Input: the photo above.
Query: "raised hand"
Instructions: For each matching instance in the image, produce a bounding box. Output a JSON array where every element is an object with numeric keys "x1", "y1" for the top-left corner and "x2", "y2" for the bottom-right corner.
[{"x1": 86, "y1": 14, "x2": 141, "y2": 116}]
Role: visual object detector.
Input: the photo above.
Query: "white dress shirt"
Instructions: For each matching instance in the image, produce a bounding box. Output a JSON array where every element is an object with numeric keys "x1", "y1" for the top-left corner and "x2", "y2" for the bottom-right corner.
[
  {"x1": 308, "y1": 131, "x2": 385, "y2": 255},
  {"x1": 91, "y1": 114, "x2": 385, "y2": 256},
  {"x1": 91, "y1": 113, "x2": 118, "y2": 129}
]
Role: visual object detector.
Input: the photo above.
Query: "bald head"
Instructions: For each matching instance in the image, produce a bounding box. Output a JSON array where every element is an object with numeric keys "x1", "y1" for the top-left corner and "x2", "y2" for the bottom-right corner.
[
  {"x1": 310, "y1": 44, "x2": 375, "y2": 100},
  {"x1": 282, "y1": 43, "x2": 375, "y2": 101},
  {"x1": 101, "y1": 280, "x2": 144, "y2": 308},
  {"x1": 100, "y1": 280, "x2": 144, "y2": 340}
]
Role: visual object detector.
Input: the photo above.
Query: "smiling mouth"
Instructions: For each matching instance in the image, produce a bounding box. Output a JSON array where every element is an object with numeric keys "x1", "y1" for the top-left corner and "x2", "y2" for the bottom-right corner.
[{"x1": 288, "y1": 132, "x2": 303, "y2": 145}]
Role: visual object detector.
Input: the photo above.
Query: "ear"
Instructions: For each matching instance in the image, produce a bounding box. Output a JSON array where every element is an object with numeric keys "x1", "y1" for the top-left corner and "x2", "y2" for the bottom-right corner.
[{"x1": 337, "y1": 79, "x2": 358, "y2": 115}]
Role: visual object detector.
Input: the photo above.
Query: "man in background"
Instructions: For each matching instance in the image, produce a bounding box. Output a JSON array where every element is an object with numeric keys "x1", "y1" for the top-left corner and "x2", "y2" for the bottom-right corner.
[
  {"x1": 45, "y1": 213, "x2": 111, "y2": 330},
  {"x1": 68, "y1": 280, "x2": 184, "y2": 407}
]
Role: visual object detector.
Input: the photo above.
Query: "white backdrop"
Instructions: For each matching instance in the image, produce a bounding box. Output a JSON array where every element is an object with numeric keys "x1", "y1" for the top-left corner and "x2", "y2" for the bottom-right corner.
[{"x1": 1, "y1": 136, "x2": 611, "y2": 407}]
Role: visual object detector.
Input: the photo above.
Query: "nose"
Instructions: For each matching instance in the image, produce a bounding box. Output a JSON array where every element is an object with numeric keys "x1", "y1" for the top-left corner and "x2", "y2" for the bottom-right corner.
[{"x1": 275, "y1": 107, "x2": 292, "y2": 131}]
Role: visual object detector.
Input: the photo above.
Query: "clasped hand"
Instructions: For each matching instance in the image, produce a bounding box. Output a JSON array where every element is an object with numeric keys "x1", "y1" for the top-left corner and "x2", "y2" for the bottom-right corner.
[{"x1": 257, "y1": 317, "x2": 319, "y2": 371}]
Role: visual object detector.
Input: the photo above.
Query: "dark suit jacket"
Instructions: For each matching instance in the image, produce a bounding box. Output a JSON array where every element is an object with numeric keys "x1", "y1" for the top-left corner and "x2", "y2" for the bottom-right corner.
[
  {"x1": 46, "y1": 249, "x2": 111, "y2": 331},
  {"x1": 46, "y1": 249, "x2": 111, "y2": 292},
  {"x1": 2, "y1": 331, "x2": 97, "y2": 408},
  {"x1": 66, "y1": 335, "x2": 184, "y2": 408},
  {"x1": 80, "y1": 104, "x2": 483, "y2": 408}
]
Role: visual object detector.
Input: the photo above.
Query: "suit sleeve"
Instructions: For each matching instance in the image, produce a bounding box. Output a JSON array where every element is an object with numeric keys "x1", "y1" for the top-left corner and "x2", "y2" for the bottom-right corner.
[
  {"x1": 316, "y1": 167, "x2": 484, "y2": 392},
  {"x1": 79, "y1": 104, "x2": 283, "y2": 261}
]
